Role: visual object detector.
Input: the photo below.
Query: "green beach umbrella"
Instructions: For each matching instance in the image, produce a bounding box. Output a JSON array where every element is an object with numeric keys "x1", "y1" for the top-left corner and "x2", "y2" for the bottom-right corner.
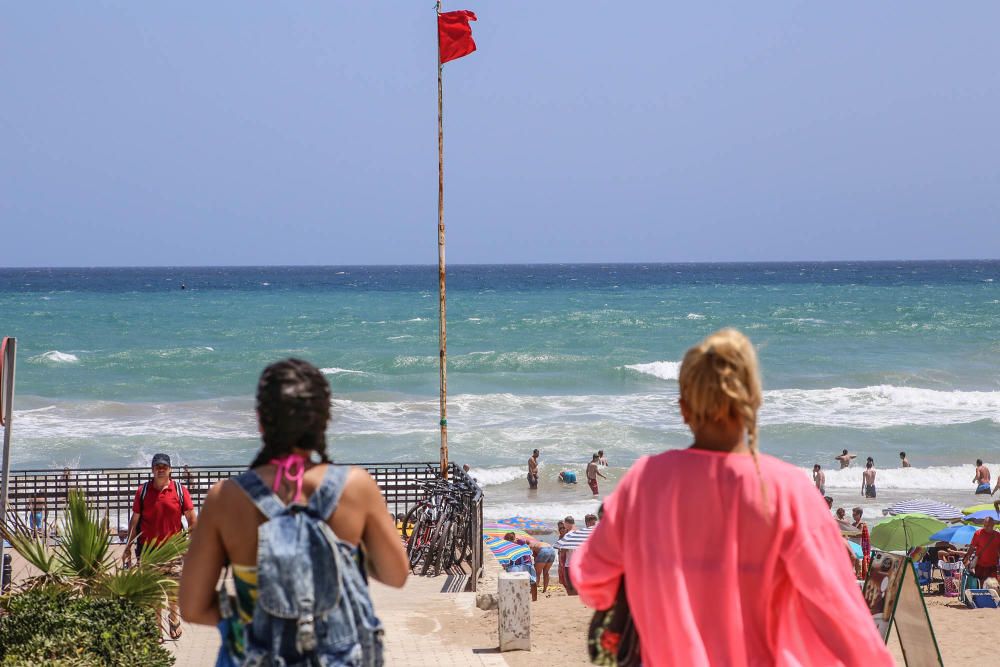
[
  {"x1": 962, "y1": 503, "x2": 995, "y2": 515},
  {"x1": 870, "y1": 513, "x2": 947, "y2": 552}
]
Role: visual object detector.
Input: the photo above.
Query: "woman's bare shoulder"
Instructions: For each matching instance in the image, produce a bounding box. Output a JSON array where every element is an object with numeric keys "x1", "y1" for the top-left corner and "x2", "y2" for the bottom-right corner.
[{"x1": 203, "y1": 476, "x2": 252, "y2": 511}]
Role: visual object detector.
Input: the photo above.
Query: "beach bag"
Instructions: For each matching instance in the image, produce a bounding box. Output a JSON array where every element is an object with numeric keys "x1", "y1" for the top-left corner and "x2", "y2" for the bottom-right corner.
[
  {"x1": 940, "y1": 562, "x2": 961, "y2": 597},
  {"x1": 220, "y1": 465, "x2": 384, "y2": 667},
  {"x1": 587, "y1": 577, "x2": 641, "y2": 667}
]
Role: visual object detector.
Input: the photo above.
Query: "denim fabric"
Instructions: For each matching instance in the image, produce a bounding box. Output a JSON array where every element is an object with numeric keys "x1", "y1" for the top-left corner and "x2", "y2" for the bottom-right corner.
[
  {"x1": 230, "y1": 465, "x2": 385, "y2": 667},
  {"x1": 535, "y1": 546, "x2": 556, "y2": 564},
  {"x1": 507, "y1": 560, "x2": 537, "y2": 584}
]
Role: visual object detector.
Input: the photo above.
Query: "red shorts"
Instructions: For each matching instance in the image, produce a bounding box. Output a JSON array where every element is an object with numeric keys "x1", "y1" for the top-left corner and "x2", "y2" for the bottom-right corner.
[{"x1": 588, "y1": 477, "x2": 599, "y2": 494}]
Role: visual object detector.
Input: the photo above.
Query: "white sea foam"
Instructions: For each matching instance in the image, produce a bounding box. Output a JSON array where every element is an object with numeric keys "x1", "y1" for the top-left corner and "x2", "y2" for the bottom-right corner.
[
  {"x1": 13, "y1": 397, "x2": 255, "y2": 440},
  {"x1": 470, "y1": 465, "x2": 526, "y2": 487},
  {"x1": 624, "y1": 361, "x2": 680, "y2": 381},
  {"x1": 321, "y1": 367, "x2": 366, "y2": 376},
  {"x1": 30, "y1": 351, "x2": 80, "y2": 364},
  {"x1": 686, "y1": 313, "x2": 705, "y2": 320},
  {"x1": 485, "y1": 499, "x2": 602, "y2": 523},
  {"x1": 387, "y1": 335, "x2": 412, "y2": 341},
  {"x1": 404, "y1": 318, "x2": 426, "y2": 322},
  {"x1": 810, "y1": 464, "x2": 1000, "y2": 491},
  {"x1": 764, "y1": 385, "x2": 1000, "y2": 428}
]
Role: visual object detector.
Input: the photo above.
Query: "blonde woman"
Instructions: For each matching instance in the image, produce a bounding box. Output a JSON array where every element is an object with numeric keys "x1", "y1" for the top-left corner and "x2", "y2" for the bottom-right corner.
[{"x1": 571, "y1": 329, "x2": 892, "y2": 666}]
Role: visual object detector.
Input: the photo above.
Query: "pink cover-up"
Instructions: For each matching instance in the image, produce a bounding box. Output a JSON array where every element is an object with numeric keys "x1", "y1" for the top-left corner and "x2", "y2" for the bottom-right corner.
[{"x1": 570, "y1": 448, "x2": 893, "y2": 666}]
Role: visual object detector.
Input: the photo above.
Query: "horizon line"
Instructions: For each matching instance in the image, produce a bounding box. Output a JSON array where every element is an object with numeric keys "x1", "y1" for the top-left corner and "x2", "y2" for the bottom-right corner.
[{"x1": 1, "y1": 258, "x2": 998, "y2": 271}]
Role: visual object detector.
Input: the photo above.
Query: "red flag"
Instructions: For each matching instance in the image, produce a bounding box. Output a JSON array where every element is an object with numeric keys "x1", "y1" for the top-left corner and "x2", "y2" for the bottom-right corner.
[{"x1": 438, "y1": 10, "x2": 477, "y2": 64}]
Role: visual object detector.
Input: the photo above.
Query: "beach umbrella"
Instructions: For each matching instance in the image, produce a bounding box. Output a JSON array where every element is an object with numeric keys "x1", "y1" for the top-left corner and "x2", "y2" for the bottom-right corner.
[
  {"x1": 962, "y1": 503, "x2": 995, "y2": 515},
  {"x1": 553, "y1": 525, "x2": 595, "y2": 551},
  {"x1": 870, "y1": 513, "x2": 947, "y2": 552},
  {"x1": 495, "y1": 516, "x2": 553, "y2": 535},
  {"x1": 964, "y1": 509, "x2": 1000, "y2": 523},
  {"x1": 885, "y1": 498, "x2": 963, "y2": 521},
  {"x1": 483, "y1": 536, "x2": 532, "y2": 565},
  {"x1": 928, "y1": 524, "x2": 979, "y2": 546},
  {"x1": 837, "y1": 520, "x2": 862, "y2": 537},
  {"x1": 482, "y1": 523, "x2": 531, "y2": 540}
]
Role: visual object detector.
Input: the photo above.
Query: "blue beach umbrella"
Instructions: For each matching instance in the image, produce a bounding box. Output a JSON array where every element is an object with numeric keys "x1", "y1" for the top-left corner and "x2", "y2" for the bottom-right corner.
[
  {"x1": 964, "y1": 509, "x2": 1000, "y2": 522},
  {"x1": 483, "y1": 536, "x2": 532, "y2": 565},
  {"x1": 928, "y1": 524, "x2": 979, "y2": 546}
]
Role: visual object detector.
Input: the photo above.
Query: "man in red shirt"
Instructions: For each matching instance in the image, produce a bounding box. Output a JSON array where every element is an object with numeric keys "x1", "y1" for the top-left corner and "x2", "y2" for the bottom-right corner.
[
  {"x1": 965, "y1": 517, "x2": 1000, "y2": 582},
  {"x1": 122, "y1": 453, "x2": 196, "y2": 639}
]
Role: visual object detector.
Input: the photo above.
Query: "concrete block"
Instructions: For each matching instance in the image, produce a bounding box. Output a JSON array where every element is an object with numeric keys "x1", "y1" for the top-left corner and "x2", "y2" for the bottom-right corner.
[{"x1": 498, "y1": 571, "x2": 531, "y2": 651}]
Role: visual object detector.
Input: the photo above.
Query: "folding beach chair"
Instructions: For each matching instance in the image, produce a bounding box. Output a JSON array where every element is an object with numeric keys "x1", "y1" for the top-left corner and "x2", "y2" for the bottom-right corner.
[
  {"x1": 914, "y1": 561, "x2": 934, "y2": 593},
  {"x1": 960, "y1": 570, "x2": 981, "y2": 599},
  {"x1": 938, "y1": 560, "x2": 962, "y2": 597},
  {"x1": 963, "y1": 589, "x2": 1000, "y2": 609}
]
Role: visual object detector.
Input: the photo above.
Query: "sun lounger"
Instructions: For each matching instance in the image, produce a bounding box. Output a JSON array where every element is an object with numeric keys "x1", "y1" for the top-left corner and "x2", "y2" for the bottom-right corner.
[{"x1": 963, "y1": 588, "x2": 1000, "y2": 609}]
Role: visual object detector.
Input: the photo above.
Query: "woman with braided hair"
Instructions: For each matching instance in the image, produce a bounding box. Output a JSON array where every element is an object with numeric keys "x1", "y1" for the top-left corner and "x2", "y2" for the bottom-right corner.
[
  {"x1": 571, "y1": 329, "x2": 892, "y2": 666},
  {"x1": 179, "y1": 359, "x2": 408, "y2": 655}
]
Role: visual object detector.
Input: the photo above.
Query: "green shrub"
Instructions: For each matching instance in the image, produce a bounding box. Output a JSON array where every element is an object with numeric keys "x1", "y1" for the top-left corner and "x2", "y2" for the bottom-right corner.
[{"x1": 0, "y1": 586, "x2": 174, "y2": 666}]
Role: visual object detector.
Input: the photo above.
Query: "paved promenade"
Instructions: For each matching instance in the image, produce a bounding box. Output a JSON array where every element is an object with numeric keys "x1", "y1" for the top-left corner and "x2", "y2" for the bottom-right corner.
[
  {"x1": 168, "y1": 572, "x2": 508, "y2": 666},
  {"x1": 6, "y1": 544, "x2": 508, "y2": 666}
]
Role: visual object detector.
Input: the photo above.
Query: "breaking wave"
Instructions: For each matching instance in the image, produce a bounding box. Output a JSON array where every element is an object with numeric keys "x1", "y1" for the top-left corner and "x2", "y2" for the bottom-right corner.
[
  {"x1": 624, "y1": 361, "x2": 680, "y2": 381},
  {"x1": 30, "y1": 351, "x2": 80, "y2": 364}
]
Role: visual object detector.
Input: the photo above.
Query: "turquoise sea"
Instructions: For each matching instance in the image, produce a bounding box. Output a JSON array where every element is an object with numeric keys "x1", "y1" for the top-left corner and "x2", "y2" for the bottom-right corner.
[{"x1": 2, "y1": 262, "x2": 998, "y2": 521}]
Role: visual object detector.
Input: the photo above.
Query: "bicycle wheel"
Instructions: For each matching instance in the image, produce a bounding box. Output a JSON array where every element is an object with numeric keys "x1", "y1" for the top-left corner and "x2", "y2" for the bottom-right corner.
[
  {"x1": 401, "y1": 502, "x2": 427, "y2": 541},
  {"x1": 408, "y1": 518, "x2": 432, "y2": 570},
  {"x1": 420, "y1": 527, "x2": 440, "y2": 576},
  {"x1": 431, "y1": 521, "x2": 452, "y2": 576}
]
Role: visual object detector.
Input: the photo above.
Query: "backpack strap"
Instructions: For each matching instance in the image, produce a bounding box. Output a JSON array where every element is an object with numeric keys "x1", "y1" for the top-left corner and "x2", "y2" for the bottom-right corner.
[
  {"x1": 307, "y1": 464, "x2": 350, "y2": 520},
  {"x1": 230, "y1": 470, "x2": 287, "y2": 520}
]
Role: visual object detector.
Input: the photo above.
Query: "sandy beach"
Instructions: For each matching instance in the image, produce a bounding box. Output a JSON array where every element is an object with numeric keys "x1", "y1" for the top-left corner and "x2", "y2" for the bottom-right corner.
[{"x1": 4, "y1": 526, "x2": 997, "y2": 665}]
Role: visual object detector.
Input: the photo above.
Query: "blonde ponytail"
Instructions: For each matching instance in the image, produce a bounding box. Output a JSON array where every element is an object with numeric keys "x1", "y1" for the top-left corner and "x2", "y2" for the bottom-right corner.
[{"x1": 678, "y1": 328, "x2": 766, "y2": 499}]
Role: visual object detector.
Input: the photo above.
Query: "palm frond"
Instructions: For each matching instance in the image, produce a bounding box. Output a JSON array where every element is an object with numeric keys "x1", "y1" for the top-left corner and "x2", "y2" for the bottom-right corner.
[
  {"x1": 97, "y1": 567, "x2": 176, "y2": 610},
  {"x1": 54, "y1": 489, "x2": 112, "y2": 582},
  {"x1": 0, "y1": 520, "x2": 67, "y2": 587},
  {"x1": 133, "y1": 530, "x2": 189, "y2": 567}
]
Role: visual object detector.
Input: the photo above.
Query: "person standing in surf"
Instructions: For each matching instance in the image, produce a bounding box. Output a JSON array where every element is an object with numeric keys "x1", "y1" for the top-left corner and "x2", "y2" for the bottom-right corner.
[
  {"x1": 862, "y1": 460, "x2": 877, "y2": 498},
  {"x1": 974, "y1": 459, "x2": 991, "y2": 494},
  {"x1": 812, "y1": 464, "x2": 826, "y2": 496},
  {"x1": 527, "y1": 449, "x2": 540, "y2": 490},
  {"x1": 834, "y1": 449, "x2": 856, "y2": 469},
  {"x1": 586, "y1": 453, "x2": 607, "y2": 496},
  {"x1": 570, "y1": 328, "x2": 892, "y2": 665}
]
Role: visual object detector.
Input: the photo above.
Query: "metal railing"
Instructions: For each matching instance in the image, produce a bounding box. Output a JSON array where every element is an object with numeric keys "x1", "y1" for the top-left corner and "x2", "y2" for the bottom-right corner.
[{"x1": 3, "y1": 461, "x2": 483, "y2": 587}]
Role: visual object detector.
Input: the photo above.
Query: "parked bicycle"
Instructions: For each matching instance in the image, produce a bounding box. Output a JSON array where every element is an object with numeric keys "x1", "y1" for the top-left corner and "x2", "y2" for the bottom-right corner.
[{"x1": 403, "y1": 470, "x2": 478, "y2": 576}]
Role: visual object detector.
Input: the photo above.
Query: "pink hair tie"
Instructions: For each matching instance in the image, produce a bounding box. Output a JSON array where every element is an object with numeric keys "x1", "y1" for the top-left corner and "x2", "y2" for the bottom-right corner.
[{"x1": 269, "y1": 453, "x2": 307, "y2": 503}]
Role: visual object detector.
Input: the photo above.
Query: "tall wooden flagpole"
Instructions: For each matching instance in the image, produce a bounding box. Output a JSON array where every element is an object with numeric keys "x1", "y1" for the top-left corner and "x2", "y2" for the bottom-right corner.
[{"x1": 436, "y1": 1, "x2": 449, "y2": 480}]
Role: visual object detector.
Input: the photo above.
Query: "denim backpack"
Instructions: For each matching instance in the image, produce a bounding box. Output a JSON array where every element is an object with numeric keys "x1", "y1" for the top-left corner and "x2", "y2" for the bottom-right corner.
[{"x1": 230, "y1": 465, "x2": 384, "y2": 667}]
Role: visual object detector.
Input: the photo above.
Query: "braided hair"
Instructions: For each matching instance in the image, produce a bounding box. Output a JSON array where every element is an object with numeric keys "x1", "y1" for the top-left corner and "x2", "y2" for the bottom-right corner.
[
  {"x1": 678, "y1": 328, "x2": 765, "y2": 497},
  {"x1": 250, "y1": 358, "x2": 333, "y2": 469}
]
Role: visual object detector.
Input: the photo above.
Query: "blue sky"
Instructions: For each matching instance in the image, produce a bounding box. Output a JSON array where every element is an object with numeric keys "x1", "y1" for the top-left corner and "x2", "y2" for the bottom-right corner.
[{"x1": 2, "y1": 2, "x2": 998, "y2": 266}]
